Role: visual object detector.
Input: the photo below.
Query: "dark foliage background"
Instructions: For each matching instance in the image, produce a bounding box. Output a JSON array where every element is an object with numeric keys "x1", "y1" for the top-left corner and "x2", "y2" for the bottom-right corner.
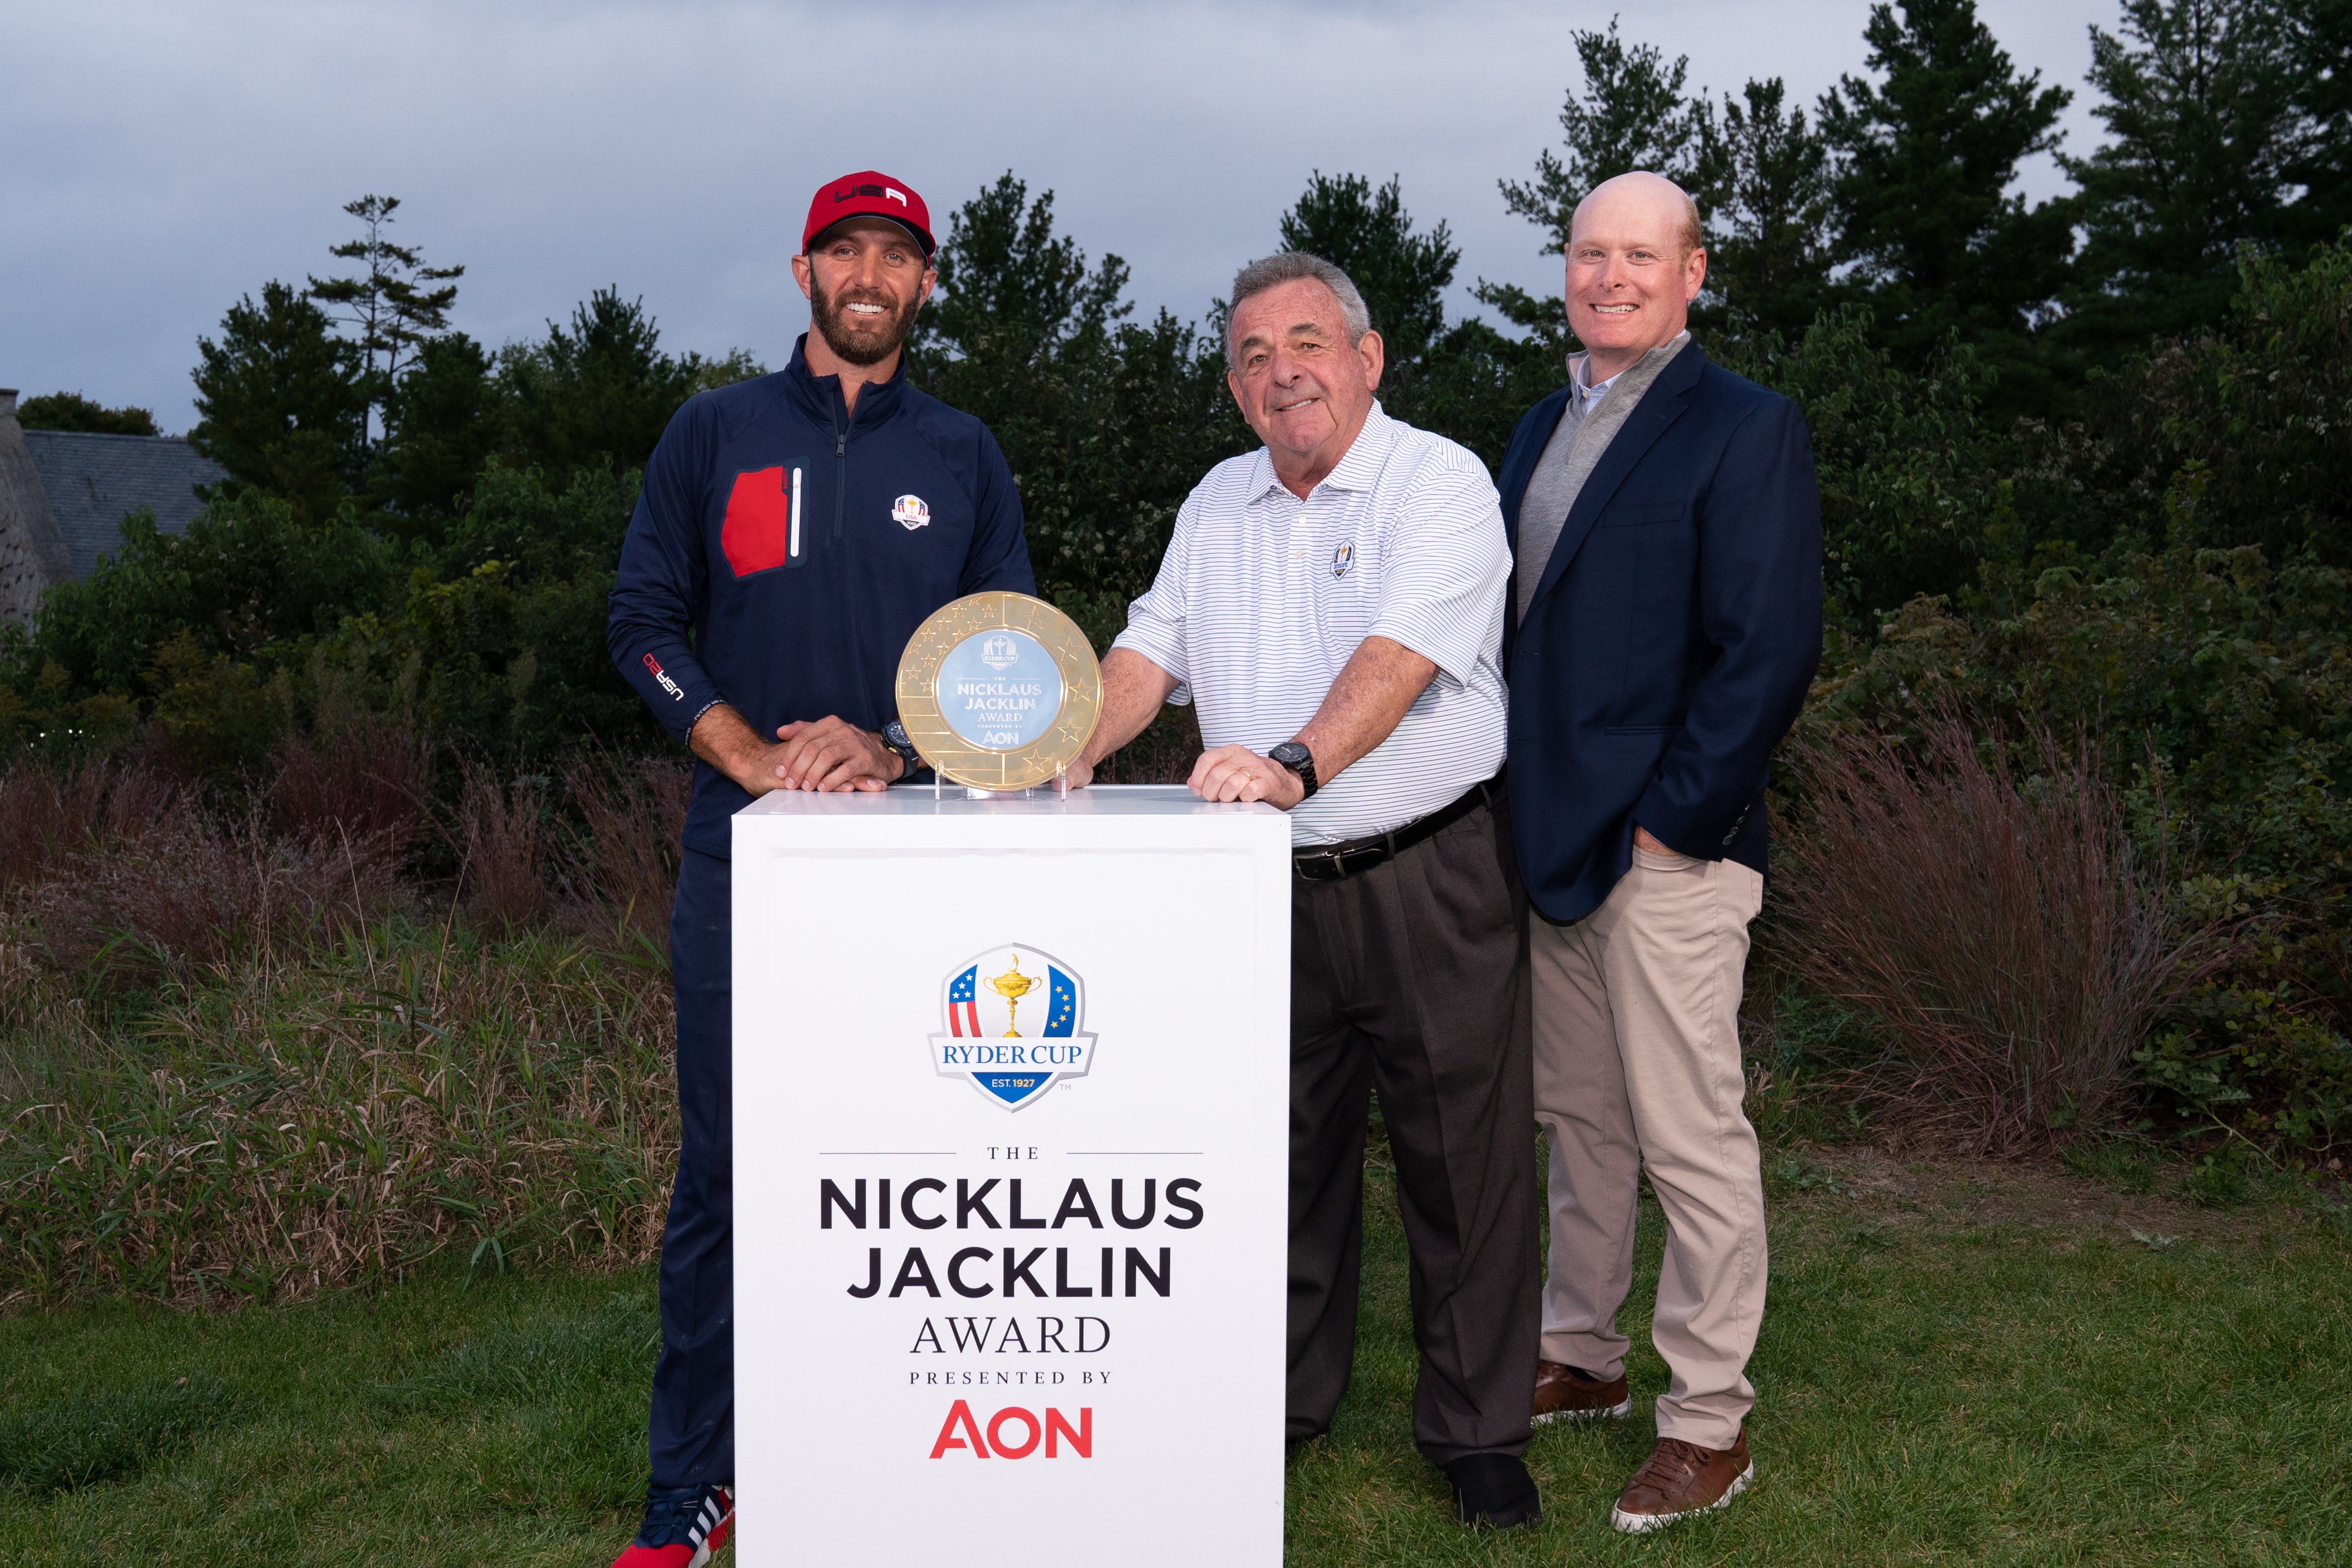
[{"x1": 5, "y1": 0, "x2": 2350, "y2": 1162}]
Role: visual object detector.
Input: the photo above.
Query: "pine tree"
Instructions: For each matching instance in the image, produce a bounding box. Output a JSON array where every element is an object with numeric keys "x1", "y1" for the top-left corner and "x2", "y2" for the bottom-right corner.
[
  {"x1": 912, "y1": 174, "x2": 1239, "y2": 610},
  {"x1": 1694, "y1": 78, "x2": 1836, "y2": 339},
  {"x1": 374, "y1": 331, "x2": 497, "y2": 526},
  {"x1": 1276, "y1": 172, "x2": 1457, "y2": 366},
  {"x1": 2063, "y1": 0, "x2": 2316, "y2": 355},
  {"x1": 2284, "y1": 0, "x2": 2352, "y2": 248},
  {"x1": 1272, "y1": 171, "x2": 1555, "y2": 462},
  {"x1": 918, "y1": 173, "x2": 1130, "y2": 370},
  {"x1": 189, "y1": 280, "x2": 366, "y2": 521},
  {"x1": 495, "y1": 289, "x2": 753, "y2": 479},
  {"x1": 308, "y1": 195, "x2": 463, "y2": 449},
  {"x1": 1818, "y1": 0, "x2": 2075, "y2": 372},
  {"x1": 1499, "y1": 17, "x2": 1707, "y2": 253}
]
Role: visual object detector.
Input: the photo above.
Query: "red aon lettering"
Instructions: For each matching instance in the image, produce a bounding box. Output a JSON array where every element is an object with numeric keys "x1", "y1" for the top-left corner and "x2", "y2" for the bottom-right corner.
[{"x1": 928, "y1": 1401, "x2": 1092, "y2": 1459}]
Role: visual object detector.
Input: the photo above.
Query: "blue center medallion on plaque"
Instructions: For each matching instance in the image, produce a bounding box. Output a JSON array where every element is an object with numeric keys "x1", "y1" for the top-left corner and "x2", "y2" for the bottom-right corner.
[
  {"x1": 933, "y1": 630, "x2": 1066, "y2": 751},
  {"x1": 930, "y1": 945, "x2": 1096, "y2": 1110}
]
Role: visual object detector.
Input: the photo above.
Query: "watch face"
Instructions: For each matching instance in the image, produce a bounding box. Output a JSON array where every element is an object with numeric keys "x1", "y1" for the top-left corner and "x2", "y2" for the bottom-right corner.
[{"x1": 1271, "y1": 742, "x2": 1308, "y2": 767}]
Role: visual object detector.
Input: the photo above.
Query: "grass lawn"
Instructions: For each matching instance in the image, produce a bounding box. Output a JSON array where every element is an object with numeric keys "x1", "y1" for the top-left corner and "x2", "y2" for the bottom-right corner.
[{"x1": 3, "y1": 1145, "x2": 2347, "y2": 1566}]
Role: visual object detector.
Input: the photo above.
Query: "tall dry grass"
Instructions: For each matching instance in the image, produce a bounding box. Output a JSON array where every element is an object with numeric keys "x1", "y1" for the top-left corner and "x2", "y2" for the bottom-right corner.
[
  {"x1": 0, "y1": 922, "x2": 676, "y2": 1305},
  {"x1": 270, "y1": 716, "x2": 433, "y2": 853},
  {"x1": 1769, "y1": 719, "x2": 2232, "y2": 1152},
  {"x1": 0, "y1": 757, "x2": 180, "y2": 890},
  {"x1": 0, "y1": 745, "x2": 409, "y2": 983},
  {"x1": 453, "y1": 762, "x2": 554, "y2": 929},
  {"x1": 0, "y1": 735, "x2": 702, "y2": 1305},
  {"x1": 563, "y1": 756, "x2": 691, "y2": 958},
  {"x1": 0, "y1": 733, "x2": 692, "y2": 996}
]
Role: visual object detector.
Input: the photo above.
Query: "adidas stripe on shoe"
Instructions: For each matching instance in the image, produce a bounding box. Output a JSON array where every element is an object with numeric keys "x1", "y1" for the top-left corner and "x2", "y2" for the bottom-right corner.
[{"x1": 612, "y1": 1482, "x2": 734, "y2": 1568}]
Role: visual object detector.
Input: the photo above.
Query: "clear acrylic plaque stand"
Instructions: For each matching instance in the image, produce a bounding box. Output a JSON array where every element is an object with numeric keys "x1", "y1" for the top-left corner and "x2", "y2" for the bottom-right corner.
[{"x1": 930, "y1": 767, "x2": 1071, "y2": 801}]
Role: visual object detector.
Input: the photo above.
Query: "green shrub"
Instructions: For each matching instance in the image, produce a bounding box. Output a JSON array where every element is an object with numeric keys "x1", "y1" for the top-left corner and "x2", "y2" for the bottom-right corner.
[
  {"x1": 21, "y1": 493, "x2": 400, "y2": 699},
  {"x1": 1800, "y1": 541, "x2": 2352, "y2": 1152}
]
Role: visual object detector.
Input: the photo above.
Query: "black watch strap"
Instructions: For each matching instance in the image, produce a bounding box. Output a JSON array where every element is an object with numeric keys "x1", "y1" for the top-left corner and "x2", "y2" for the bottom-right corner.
[
  {"x1": 1269, "y1": 740, "x2": 1319, "y2": 799},
  {"x1": 882, "y1": 720, "x2": 922, "y2": 780}
]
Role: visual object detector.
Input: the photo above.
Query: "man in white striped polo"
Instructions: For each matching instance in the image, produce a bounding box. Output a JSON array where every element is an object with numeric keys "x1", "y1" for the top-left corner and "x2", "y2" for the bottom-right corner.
[{"x1": 1069, "y1": 251, "x2": 1540, "y2": 1530}]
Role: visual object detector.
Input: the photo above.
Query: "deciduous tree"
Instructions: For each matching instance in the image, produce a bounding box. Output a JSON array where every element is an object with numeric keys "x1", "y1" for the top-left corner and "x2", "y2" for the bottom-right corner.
[{"x1": 14, "y1": 392, "x2": 160, "y2": 437}]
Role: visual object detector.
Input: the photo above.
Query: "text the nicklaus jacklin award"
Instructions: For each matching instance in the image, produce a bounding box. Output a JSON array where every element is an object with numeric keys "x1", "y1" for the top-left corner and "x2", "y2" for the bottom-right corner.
[{"x1": 822, "y1": 1170, "x2": 1201, "y2": 1344}]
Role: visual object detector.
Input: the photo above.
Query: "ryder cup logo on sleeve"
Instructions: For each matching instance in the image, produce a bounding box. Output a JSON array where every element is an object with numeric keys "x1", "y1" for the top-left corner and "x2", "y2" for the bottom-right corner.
[
  {"x1": 892, "y1": 494, "x2": 931, "y2": 530},
  {"x1": 932, "y1": 946, "x2": 1095, "y2": 1110}
]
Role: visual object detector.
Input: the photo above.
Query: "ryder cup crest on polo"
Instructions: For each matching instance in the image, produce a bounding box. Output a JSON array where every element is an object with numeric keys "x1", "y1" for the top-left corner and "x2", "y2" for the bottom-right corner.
[
  {"x1": 932, "y1": 945, "x2": 1095, "y2": 1110},
  {"x1": 892, "y1": 493, "x2": 931, "y2": 530}
]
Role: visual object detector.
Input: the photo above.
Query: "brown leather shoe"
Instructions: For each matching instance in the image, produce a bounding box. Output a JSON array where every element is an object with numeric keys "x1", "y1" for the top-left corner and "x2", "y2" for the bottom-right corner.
[
  {"x1": 1532, "y1": 1360, "x2": 1631, "y2": 1424},
  {"x1": 1610, "y1": 1429, "x2": 1753, "y2": 1533}
]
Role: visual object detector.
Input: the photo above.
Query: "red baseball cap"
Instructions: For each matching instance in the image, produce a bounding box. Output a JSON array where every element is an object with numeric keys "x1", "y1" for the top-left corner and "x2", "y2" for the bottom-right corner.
[{"x1": 802, "y1": 170, "x2": 935, "y2": 259}]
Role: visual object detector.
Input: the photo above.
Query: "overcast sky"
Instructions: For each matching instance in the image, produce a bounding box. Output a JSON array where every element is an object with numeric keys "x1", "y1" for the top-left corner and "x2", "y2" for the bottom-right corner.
[{"x1": 3, "y1": 0, "x2": 2118, "y2": 434}]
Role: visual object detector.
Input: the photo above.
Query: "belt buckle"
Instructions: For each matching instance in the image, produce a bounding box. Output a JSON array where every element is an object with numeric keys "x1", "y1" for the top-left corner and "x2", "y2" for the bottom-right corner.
[{"x1": 1296, "y1": 845, "x2": 1349, "y2": 881}]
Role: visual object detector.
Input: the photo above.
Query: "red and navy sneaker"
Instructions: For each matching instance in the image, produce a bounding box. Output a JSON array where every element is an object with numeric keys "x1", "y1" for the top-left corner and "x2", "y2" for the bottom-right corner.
[{"x1": 611, "y1": 1482, "x2": 734, "y2": 1567}]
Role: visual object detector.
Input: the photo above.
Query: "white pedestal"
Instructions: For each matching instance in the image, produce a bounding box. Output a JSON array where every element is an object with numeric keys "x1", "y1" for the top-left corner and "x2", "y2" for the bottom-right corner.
[{"x1": 732, "y1": 785, "x2": 1292, "y2": 1567}]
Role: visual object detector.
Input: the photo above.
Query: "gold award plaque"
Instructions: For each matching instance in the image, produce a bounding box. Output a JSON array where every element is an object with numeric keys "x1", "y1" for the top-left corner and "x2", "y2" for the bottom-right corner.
[{"x1": 895, "y1": 592, "x2": 1103, "y2": 790}]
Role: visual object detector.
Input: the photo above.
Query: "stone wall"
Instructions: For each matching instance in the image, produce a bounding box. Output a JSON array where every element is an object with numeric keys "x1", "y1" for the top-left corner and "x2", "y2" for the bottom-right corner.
[{"x1": 0, "y1": 391, "x2": 78, "y2": 625}]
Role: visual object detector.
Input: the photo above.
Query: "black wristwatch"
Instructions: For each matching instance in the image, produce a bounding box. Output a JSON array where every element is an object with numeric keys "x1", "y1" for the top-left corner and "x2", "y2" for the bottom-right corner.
[
  {"x1": 881, "y1": 719, "x2": 922, "y2": 780},
  {"x1": 1268, "y1": 740, "x2": 1319, "y2": 799}
]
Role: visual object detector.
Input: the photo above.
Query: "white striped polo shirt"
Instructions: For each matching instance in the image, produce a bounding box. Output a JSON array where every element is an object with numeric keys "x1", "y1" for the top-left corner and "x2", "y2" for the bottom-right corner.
[{"x1": 1114, "y1": 402, "x2": 1511, "y2": 846}]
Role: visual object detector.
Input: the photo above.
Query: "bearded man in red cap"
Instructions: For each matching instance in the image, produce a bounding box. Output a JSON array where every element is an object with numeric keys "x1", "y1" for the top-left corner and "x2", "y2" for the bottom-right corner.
[{"x1": 605, "y1": 170, "x2": 1036, "y2": 1567}]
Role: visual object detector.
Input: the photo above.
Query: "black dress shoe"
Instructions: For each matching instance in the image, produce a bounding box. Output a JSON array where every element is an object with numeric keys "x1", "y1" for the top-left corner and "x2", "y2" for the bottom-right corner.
[{"x1": 1443, "y1": 1452, "x2": 1542, "y2": 1529}]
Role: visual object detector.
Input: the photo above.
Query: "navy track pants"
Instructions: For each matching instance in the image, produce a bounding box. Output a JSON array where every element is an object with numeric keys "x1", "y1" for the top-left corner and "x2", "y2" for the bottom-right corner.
[{"x1": 650, "y1": 846, "x2": 734, "y2": 1486}]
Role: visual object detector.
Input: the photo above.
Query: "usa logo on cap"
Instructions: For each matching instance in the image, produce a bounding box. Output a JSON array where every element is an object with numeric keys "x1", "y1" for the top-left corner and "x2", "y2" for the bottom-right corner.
[
  {"x1": 892, "y1": 494, "x2": 931, "y2": 530},
  {"x1": 802, "y1": 169, "x2": 936, "y2": 257}
]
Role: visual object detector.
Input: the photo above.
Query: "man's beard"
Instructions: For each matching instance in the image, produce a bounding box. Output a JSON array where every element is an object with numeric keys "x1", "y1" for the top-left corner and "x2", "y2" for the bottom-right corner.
[{"x1": 810, "y1": 278, "x2": 918, "y2": 367}]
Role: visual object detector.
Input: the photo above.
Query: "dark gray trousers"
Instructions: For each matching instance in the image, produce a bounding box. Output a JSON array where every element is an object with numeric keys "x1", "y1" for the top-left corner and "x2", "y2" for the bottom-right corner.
[{"x1": 1286, "y1": 796, "x2": 1539, "y2": 1465}]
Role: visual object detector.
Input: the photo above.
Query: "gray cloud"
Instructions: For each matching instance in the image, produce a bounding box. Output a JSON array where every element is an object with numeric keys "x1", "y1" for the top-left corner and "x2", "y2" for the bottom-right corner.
[{"x1": 2, "y1": 0, "x2": 2110, "y2": 432}]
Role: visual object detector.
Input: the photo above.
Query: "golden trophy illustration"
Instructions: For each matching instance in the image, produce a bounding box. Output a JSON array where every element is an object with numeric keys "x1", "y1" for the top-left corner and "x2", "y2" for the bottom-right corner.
[{"x1": 986, "y1": 954, "x2": 1038, "y2": 1037}]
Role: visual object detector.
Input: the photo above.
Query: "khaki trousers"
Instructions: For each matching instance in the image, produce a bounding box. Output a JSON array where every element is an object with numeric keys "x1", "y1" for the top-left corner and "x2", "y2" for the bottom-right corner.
[{"x1": 1531, "y1": 846, "x2": 1766, "y2": 1450}]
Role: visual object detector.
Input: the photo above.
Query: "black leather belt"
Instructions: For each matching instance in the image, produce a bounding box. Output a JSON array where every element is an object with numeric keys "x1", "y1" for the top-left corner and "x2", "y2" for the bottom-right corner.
[{"x1": 1292, "y1": 773, "x2": 1504, "y2": 882}]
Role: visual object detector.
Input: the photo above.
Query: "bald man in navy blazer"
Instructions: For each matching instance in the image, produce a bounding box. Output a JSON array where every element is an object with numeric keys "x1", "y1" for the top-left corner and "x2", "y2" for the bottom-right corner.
[{"x1": 1494, "y1": 172, "x2": 1821, "y2": 1534}]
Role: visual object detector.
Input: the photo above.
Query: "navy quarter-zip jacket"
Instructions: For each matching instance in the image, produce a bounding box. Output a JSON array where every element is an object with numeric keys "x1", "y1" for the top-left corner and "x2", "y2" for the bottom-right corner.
[{"x1": 608, "y1": 335, "x2": 1036, "y2": 858}]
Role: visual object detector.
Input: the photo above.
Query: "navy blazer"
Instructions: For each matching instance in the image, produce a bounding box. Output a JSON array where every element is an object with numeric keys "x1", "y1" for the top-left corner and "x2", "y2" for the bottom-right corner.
[{"x1": 1499, "y1": 342, "x2": 1823, "y2": 924}]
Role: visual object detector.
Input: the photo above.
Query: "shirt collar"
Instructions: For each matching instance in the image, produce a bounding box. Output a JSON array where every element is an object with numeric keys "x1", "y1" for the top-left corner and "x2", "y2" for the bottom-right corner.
[
  {"x1": 1570, "y1": 355, "x2": 1621, "y2": 404},
  {"x1": 1568, "y1": 330, "x2": 1691, "y2": 407},
  {"x1": 787, "y1": 332, "x2": 906, "y2": 425},
  {"x1": 1247, "y1": 399, "x2": 1395, "y2": 504}
]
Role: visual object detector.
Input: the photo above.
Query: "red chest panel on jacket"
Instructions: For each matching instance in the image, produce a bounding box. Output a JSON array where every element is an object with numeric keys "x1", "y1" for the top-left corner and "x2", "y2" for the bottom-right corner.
[{"x1": 721, "y1": 466, "x2": 799, "y2": 576}]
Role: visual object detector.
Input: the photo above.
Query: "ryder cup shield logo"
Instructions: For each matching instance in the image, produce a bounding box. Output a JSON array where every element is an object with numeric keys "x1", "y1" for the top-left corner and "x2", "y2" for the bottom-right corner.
[{"x1": 931, "y1": 945, "x2": 1095, "y2": 1110}]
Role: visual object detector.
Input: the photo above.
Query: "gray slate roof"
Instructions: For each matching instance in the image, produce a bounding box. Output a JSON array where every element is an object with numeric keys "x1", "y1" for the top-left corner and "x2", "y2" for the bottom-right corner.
[{"x1": 20, "y1": 429, "x2": 226, "y2": 580}]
